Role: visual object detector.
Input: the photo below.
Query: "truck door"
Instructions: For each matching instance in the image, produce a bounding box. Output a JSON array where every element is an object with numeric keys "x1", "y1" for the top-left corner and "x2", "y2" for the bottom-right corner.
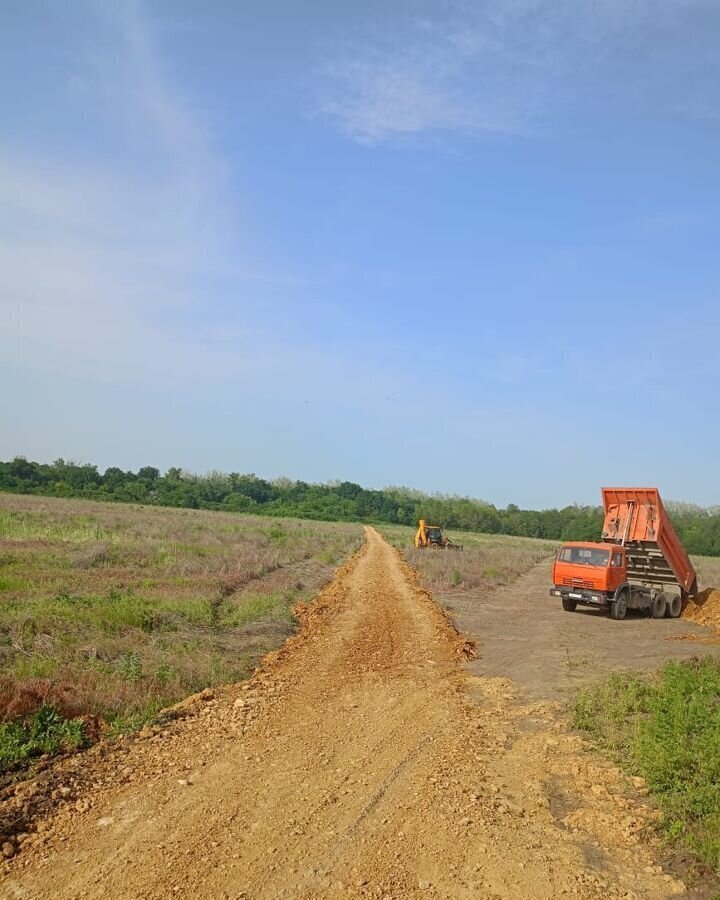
[{"x1": 609, "y1": 550, "x2": 625, "y2": 591}]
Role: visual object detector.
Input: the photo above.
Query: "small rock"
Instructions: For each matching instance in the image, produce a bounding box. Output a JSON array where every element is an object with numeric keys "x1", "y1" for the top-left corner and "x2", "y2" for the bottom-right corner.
[
  {"x1": 2, "y1": 842, "x2": 15, "y2": 859},
  {"x1": 200, "y1": 688, "x2": 215, "y2": 701},
  {"x1": 97, "y1": 817, "x2": 114, "y2": 828},
  {"x1": 419, "y1": 880, "x2": 432, "y2": 890},
  {"x1": 177, "y1": 779, "x2": 191, "y2": 787},
  {"x1": 51, "y1": 785, "x2": 72, "y2": 801},
  {"x1": 459, "y1": 817, "x2": 472, "y2": 826}
]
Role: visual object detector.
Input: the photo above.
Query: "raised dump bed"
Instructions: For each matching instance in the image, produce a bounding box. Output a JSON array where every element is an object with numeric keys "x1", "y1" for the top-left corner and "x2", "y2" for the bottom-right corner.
[{"x1": 600, "y1": 487, "x2": 697, "y2": 597}]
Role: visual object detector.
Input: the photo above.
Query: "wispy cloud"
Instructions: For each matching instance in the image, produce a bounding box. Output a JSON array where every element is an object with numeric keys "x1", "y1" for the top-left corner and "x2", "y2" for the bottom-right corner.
[
  {"x1": 320, "y1": 52, "x2": 525, "y2": 144},
  {"x1": 0, "y1": 1, "x2": 288, "y2": 393},
  {"x1": 83, "y1": 2, "x2": 226, "y2": 204},
  {"x1": 319, "y1": 0, "x2": 720, "y2": 144}
]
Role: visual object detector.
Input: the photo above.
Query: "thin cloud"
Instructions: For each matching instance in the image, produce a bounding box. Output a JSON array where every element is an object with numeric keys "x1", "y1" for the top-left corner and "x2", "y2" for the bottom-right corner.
[
  {"x1": 0, "y1": 1, "x2": 299, "y2": 393},
  {"x1": 320, "y1": 53, "x2": 523, "y2": 145},
  {"x1": 319, "y1": 0, "x2": 720, "y2": 144}
]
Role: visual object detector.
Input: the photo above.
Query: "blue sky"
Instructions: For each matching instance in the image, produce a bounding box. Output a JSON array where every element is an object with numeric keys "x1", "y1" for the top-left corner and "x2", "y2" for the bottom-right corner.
[{"x1": 2, "y1": 0, "x2": 719, "y2": 507}]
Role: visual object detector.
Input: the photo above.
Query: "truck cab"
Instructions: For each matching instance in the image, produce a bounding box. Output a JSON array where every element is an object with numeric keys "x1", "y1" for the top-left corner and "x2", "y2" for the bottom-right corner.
[
  {"x1": 551, "y1": 542, "x2": 625, "y2": 610},
  {"x1": 425, "y1": 526, "x2": 443, "y2": 545}
]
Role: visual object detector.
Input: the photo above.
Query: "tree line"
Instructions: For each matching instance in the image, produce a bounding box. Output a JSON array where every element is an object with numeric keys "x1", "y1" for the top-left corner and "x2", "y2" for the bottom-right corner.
[{"x1": 2, "y1": 457, "x2": 719, "y2": 556}]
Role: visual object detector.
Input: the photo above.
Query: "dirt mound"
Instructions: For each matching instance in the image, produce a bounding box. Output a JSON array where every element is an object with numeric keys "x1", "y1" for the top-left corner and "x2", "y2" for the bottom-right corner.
[{"x1": 682, "y1": 588, "x2": 720, "y2": 632}]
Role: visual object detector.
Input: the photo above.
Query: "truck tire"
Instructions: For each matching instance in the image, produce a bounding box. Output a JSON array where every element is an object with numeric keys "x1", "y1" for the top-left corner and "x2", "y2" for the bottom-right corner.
[
  {"x1": 561, "y1": 597, "x2": 578, "y2": 612},
  {"x1": 666, "y1": 594, "x2": 682, "y2": 618},
  {"x1": 651, "y1": 593, "x2": 667, "y2": 619},
  {"x1": 610, "y1": 591, "x2": 628, "y2": 620}
]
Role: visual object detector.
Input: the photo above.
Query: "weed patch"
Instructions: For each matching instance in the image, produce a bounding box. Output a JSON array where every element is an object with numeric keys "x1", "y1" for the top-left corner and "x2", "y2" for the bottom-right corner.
[
  {"x1": 0, "y1": 706, "x2": 87, "y2": 773},
  {"x1": 573, "y1": 658, "x2": 720, "y2": 874}
]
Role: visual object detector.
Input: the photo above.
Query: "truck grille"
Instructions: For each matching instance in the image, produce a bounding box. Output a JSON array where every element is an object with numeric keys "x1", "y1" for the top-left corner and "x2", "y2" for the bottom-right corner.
[{"x1": 562, "y1": 577, "x2": 595, "y2": 590}]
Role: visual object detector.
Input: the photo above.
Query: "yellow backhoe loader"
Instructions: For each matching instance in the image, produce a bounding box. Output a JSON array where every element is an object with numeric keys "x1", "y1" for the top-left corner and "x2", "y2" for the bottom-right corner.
[{"x1": 414, "y1": 520, "x2": 463, "y2": 550}]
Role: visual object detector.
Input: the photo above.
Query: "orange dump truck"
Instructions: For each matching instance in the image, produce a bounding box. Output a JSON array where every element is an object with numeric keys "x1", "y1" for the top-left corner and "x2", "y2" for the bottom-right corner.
[{"x1": 550, "y1": 487, "x2": 697, "y2": 620}]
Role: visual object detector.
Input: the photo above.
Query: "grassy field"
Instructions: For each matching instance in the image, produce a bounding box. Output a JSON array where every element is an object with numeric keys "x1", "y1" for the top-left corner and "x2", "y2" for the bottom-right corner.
[
  {"x1": 0, "y1": 494, "x2": 362, "y2": 756},
  {"x1": 378, "y1": 523, "x2": 557, "y2": 593}
]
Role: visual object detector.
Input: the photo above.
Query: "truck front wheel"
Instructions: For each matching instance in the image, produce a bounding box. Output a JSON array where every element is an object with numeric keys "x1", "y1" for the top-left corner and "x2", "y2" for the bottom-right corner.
[
  {"x1": 610, "y1": 591, "x2": 628, "y2": 620},
  {"x1": 561, "y1": 597, "x2": 578, "y2": 612}
]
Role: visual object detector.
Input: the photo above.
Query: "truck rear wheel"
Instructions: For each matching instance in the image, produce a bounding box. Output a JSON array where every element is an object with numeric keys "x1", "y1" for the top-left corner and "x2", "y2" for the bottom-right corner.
[
  {"x1": 651, "y1": 593, "x2": 667, "y2": 619},
  {"x1": 561, "y1": 597, "x2": 578, "y2": 612},
  {"x1": 666, "y1": 594, "x2": 682, "y2": 618},
  {"x1": 610, "y1": 591, "x2": 628, "y2": 620}
]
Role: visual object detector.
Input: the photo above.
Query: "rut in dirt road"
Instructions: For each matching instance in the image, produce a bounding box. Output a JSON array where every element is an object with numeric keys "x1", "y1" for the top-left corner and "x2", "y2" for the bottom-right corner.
[{"x1": 4, "y1": 528, "x2": 685, "y2": 899}]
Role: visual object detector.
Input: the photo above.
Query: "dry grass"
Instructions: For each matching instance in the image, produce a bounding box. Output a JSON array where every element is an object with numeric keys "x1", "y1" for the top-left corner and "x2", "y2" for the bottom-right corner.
[
  {"x1": 0, "y1": 494, "x2": 362, "y2": 729},
  {"x1": 693, "y1": 554, "x2": 720, "y2": 592},
  {"x1": 379, "y1": 523, "x2": 556, "y2": 594}
]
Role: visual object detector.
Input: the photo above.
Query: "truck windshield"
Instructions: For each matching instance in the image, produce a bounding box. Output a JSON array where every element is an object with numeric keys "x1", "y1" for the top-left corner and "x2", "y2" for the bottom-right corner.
[{"x1": 558, "y1": 547, "x2": 610, "y2": 567}]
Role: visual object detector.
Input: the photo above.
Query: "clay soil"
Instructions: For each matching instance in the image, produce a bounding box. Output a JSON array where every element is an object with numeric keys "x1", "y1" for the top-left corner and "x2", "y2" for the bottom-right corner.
[{"x1": 1, "y1": 530, "x2": 697, "y2": 899}]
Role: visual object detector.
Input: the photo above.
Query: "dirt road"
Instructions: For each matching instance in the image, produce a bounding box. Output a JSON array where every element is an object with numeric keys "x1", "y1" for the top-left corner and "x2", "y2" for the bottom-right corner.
[{"x1": 3, "y1": 529, "x2": 687, "y2": 899}]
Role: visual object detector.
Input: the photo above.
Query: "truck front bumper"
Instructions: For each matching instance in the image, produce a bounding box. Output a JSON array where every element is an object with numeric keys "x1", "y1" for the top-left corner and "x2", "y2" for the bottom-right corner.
[{"x1": 550, "y1": 588, "x2": 610, "y2": 607}]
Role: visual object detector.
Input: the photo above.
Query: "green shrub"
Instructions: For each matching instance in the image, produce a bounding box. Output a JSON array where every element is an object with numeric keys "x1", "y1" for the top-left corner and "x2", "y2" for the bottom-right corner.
[
  {"x1": 114, "y1": 651, "x2": 143, "y2": 683},
  {"x1": 265, "y1": 525, "x2": 287, "y2": 542},
  {"x1": 0, "y1": 706, "x2": 87, "y2": 773}
]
